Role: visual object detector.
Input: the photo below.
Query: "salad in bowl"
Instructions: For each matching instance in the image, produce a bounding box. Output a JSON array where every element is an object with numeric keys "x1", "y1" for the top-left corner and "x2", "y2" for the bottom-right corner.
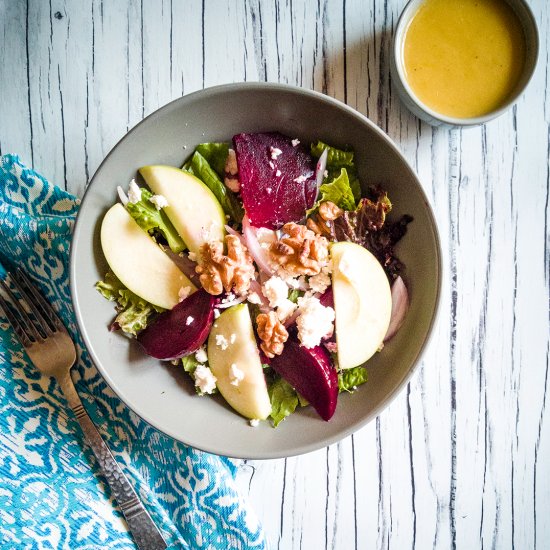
[{"x1": 96, "y1": 131, "x2": 411, "y2": 427}]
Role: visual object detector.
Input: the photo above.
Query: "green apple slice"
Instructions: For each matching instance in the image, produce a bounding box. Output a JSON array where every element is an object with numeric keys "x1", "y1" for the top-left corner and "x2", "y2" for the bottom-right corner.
[
  {"x1": 331, "y1": 241, "x2": 392, "y2": 369},
  {"x1": 207, "y1": 304, "x2": 271, "y2": 420},
  {"x1": 139, "y1": 165, "x2": 226, "y2": 257},
  {"x1": 100, "y1": 203, "x2": 196, "y2": 310}
]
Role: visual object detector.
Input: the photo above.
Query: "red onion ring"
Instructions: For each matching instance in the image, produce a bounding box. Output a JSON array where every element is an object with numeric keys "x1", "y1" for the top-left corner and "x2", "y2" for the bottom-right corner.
[{"x1": 384, "y1": 276, "x2": 409, "y2": 343}]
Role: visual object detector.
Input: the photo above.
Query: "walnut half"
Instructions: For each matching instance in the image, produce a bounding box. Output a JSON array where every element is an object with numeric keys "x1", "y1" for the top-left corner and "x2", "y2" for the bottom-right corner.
[
  {"x1": 256, "y1": 311, "x2": 288, "y2": 358},
  {"x1": 269, "y1": 222, "x2": 329, "y2": 276},
  {"x1": 196, "y1": 234, "x2": 255, "y2": 295}
]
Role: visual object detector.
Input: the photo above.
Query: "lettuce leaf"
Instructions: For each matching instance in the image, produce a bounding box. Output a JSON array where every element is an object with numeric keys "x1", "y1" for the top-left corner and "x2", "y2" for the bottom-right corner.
[
  {"x1": 307, "y1": 168, "x2": 356, "y2": 215},
  {"x1": 268, "y1": 376, "x2": 299, "y2": 427},
  {"x1": 311, "y1": 141, "x2": 361, "y2": 203},
  {"x1": 185, "y1": 151, "x2": 244, "y2": 223},
  {"x1": 338, "y1": 366, "x2": 368, "y2": 393},
  {"x1": 195, "y1": 142, "x2": 229, "y2": 178},
  {"x1": 95, "y1": 272, "x2": 163, "y2": 336},
  {"x1": 126, "y1": 188, "x2": 185, "y2": 253}
]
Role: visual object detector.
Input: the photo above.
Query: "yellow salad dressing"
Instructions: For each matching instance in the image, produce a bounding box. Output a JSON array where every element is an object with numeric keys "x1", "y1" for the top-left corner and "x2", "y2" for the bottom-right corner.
[{"x1": 403, "y1": 0, "x2": 526, "y2": 118}]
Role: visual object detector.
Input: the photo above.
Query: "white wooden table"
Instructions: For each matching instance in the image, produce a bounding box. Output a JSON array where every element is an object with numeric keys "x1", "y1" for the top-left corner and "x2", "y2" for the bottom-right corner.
[{"x1": 2, "y1": 1, "x2": 549, "y2": 548}]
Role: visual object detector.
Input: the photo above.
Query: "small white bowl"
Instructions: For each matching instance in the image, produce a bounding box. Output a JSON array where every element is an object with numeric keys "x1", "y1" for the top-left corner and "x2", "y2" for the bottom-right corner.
[{"x1": 391, "y1": 0, "x2": 539, "y2": 127}]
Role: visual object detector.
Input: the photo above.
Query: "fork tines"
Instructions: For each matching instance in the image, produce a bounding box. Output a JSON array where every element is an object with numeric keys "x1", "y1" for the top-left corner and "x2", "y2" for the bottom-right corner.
[{"x1": 0, "y1": 269, "x2": 61, "y2": 347}]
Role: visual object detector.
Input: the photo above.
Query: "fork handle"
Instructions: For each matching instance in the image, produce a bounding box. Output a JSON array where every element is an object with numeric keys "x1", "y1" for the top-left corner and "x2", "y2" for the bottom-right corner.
[{"x1": 57, "y1": 373, "x2": 167, "y2": 550}]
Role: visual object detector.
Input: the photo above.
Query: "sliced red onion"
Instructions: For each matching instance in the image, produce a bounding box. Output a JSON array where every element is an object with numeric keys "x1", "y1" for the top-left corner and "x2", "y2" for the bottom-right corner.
[
  {"x1": 242, "y1": 215, "x2": 277, "y2": 277},
  {"x1": 283, "y1": 308, "x2": 300, "y2": 328},
  {"x1": 384, "y1": 276, "x2": 409, "y2": 343},
  {"x1": 314, "y1": 148, "x2": 328, "y2": 193},
  {"x1": 248, "y1": 279, "x2": 270, "y2": 312},
  {"x1": 164, "y1": 249, "x2": 199, "y2": 284},
  {"x1": 117, "y1": 186, "x2": 129, "y2": 206},
  {"x1": 216, "y1": 295, "x2": 247, "y2": 309},
  {"x1": 225, "y1": 224, "x2": 246, "y2": 244}
]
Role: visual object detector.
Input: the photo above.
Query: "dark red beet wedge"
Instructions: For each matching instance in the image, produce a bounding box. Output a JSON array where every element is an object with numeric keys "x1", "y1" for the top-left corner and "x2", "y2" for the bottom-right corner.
[
  {"x1": 233, "y1": 132, "x2": 318, "y2": 229},
  {"x1": 137, "y1": 288, "x2": 215, "y2": 360},
  {"x1": 270, "y1": 336, "x2": 338, "y2": 421}
]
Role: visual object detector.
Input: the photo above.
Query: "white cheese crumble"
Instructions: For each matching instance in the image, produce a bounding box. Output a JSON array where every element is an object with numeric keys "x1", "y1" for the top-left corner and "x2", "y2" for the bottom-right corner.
[
  {"x1": 194, "y1": 364, "x2": 217, "y2": 394},
  {"x1": 188, "y1": 251, "x2": 197, "y2": 262},
  {"x1": 275, "y1": 169, "x2": 281, "y2": 177},
  {"x1": 195, "y1": 346, "x2": 208, "y2": 363},
  {"x1": 215, "y1": 334, "x2": 229, "y2": 350},
  {"x1": 229, "y1": 363, "x2": 245, "y2": 386},
  {"x1": 295, "y1": 295, "x2": 335, "y2": 348},
  {"x1": 247, "y1": 292, "x2": 262, "y2": 305},
  {"x1": 213, "y1": 309, "x2": 221, "y2": 319},
  {"x1": 178, "y1": 286, "x2": 191, "y2": 302},
  {"x1": 186, "y1": 316, "x2": 194, "y2": 326},
  {"x1": 291, "y1": 138, "x2": 300, "y2": 147},
  {"x1": 276, "y1": 298, "x2": 297, "y2": 322},
  {"x1": 262, "y1": 276, "x2": 288, "y2": 308},
  {"x1": 270, "y1": 146, "x2": 282, "y2": 159},
  {"x1": 293, "y1": 175, "x2": 307, "y2": 184},
  {"x1": 149, "y1": 194, "x2": 169, "y2": 210},
  {"x1": 269, "y1": 161, "x2": 275, "y2": 169},
  {"x1": 127, "y1": 179, "x2": 142, "y2": 204},
  {"x1": 249, "y1": 418, "x2": 260, "y2": 427},
  {"x1": 309, "y1": 270, "x2": 331, "y2": 294},
  {"x1": 266, "y1": 187, "x2": 272, "y2": 194}
]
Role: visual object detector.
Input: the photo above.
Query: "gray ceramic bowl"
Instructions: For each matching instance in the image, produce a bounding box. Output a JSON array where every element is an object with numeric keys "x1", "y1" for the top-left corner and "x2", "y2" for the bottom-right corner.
[
  {"x1": 70, "y1": 83, "x2": 441, "y2": 459},
  {"x1": 391, "y1": 0, "x2": 539, "y2": 127}
]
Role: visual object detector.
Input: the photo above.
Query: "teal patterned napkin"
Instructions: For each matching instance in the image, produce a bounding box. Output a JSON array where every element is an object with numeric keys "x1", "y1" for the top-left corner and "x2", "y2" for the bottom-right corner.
[{"x1": 0, "y1": 155, "x2": 267, "y2": 550}]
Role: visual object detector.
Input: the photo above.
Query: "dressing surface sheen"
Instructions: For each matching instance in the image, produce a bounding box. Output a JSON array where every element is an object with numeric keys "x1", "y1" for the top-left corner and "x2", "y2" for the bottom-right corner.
[{"x1": 403, "y1": 0, "x2": 526, "y2": 118}]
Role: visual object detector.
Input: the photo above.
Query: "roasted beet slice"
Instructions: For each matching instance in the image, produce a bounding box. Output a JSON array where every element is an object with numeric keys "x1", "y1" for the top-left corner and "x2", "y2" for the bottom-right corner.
[
  {"x1": 269, "y1": 336, "x2": 338, "y2": 421},
  {"x1": 233, "y1": 132, "x2": 318, "y2": 229},
  {"x1": 137, "y1": 288, "x2": 215, "y2": 360}
]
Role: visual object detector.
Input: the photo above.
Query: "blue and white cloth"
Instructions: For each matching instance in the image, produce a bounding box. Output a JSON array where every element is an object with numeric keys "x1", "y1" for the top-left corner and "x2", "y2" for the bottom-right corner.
[{"x1": 0, "y1": 155, "x2": 267, "y2": 550}]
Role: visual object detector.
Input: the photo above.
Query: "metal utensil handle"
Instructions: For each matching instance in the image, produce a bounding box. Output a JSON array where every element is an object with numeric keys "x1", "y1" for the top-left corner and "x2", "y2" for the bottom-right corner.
[{"x1": 58, "y1": 373, "x2": 167, "y2": 550}]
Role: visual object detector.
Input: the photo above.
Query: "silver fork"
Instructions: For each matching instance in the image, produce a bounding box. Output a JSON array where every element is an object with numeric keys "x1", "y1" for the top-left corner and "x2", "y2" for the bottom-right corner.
[{"x1": 0, "y1": 269, "x2": 167, "y2": 550}]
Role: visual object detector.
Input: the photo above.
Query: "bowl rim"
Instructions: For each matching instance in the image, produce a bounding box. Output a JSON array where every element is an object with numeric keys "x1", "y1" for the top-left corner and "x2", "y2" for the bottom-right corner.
[
  {"x1": 392, "y1": 0, "x2": 540, "y2": 127},
  {"x1": 70, "y1": 82, "x2": 443, "y2": 459}
]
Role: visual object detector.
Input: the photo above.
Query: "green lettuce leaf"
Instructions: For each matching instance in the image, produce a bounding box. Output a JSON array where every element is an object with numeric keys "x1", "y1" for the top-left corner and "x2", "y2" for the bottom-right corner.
[
  {"x1": 181, "y1": 354, "x2": 201, "y2": 374},
  {"x1": 195, "y1": 142, "x2": 230, "y2": 178},
  {"x1": 95, "y1": 272, "x2": 163, "y2": 336},
  {"x1": 307, "y1": 168, "x2": 356, "y2": 214},
  {"x1": 311, "y1": 141, "x2": 354, "y2": 167},
  {"x1": 126, "y1": 188, "x2": 185, "y2": 253},
  {"x1": 185, "y1": 151, "x2": 244, "y2": 223},
  {"x1": 268, "y1": 377, "x2": 299, "y2": 427},
  {"x1": 338, "y1": 366, "x2": 368, "y2": 393}
]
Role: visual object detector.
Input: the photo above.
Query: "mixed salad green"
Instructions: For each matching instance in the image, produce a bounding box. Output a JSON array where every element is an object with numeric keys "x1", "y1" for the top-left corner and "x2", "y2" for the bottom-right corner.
[{"x1": 97, "y1": 132, "x2": 411, "y2": 427}]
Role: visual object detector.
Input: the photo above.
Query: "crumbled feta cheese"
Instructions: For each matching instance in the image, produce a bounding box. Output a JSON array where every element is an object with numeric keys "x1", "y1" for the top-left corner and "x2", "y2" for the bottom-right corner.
[
  {"x1": 293, "y1": 175, "x2": 307, "y2": 184},
  {"x1": 214, "y1": 309, "x2": 221, "y2": 319},
  {"x1": 266, "y1": 187, "x2": 272, "y2": 194},
  {"x1": 291, "y1": 138, "x2": 300, "y2": 147},
  {"x1": 194, "y1": 364, "x2": 217, "y2": 394},
  {"x1": 188, "y1": 251, "x2": 197, "y2": 262},
  {"x1": 270, "y1": 146, "x2": 282, "y2": 159},
  {"x1": 249, "y1": 418, "x2": 260, "y2": 427},
  {"x1": 275, "y1": 170, "x2": 281, "y2": 177},
  {"x1": 276, "y1": 298, "x2": 297, "y2": 322},
  {"x1": 230, "y1": 333, "x2": 237, "y2": 344},
  {"x1": 186, "y1": 316, "x2": 194, "y2": 326},
  {"x1": 127, "y1": 179, "x2": 142, "y2": 203},
  {"x1": 149, "y1": 194, "x2": 169, "y2": 210},
  {"x1": 229, "y1": 363, "x2": 245, "y2": 386},
  {"x1": 247, "y1": 292, "x2": 262, "y2": 305},
  {"x1": 221, "y1": 292, "x2": 235, "y2": 304},
  {"x1": 195, "y1": 346, "x2": 208, "y2": 363},
  {"x1": 269, "y1": 161, "x2": 275, "y2": 169},
  {"x1": 215, "y1": 334, "x2": 229, "y2": 350},
  {"x1": 262, "y1": 276, "x2": 288, "y2": 308},
  {"x1": 295, "y1": 295, "x2": 335, "y2": 348},
  {"x1": 178, "y1": 286, "x2": 191, "y2": 302},
  {"x1": 309, "y1": 271, "x2": 331, "y2": 294},
  {"x1": 323, "y1": 169, "x2": 329, "y2": 178}
]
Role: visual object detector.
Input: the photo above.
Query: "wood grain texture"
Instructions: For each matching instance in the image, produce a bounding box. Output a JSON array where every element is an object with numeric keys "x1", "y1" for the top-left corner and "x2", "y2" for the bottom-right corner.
[{"x1": 1, "y1": 0, "x2": 548, "y2": 548}]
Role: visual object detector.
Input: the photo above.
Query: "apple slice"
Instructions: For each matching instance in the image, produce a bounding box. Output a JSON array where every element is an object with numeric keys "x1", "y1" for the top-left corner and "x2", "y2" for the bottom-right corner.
[
  {"x1": 207, "y1": 304, "x2": 271, "y2": 420},
  {"x1": 331, "y1": 241, "x2": 392, "y2": 369},
  {"x1": 139, "y1": 165, "x2": 226, "y2": 257},
  {"x1": 269, "y1": 336, "x2": 338, "y2": 421},
  {"x1": 100, "y1": 203, "x2": 195, "y2": 310},
  {"x1": 137, "y1": 289, "x2": 215, "y2": 360}
]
